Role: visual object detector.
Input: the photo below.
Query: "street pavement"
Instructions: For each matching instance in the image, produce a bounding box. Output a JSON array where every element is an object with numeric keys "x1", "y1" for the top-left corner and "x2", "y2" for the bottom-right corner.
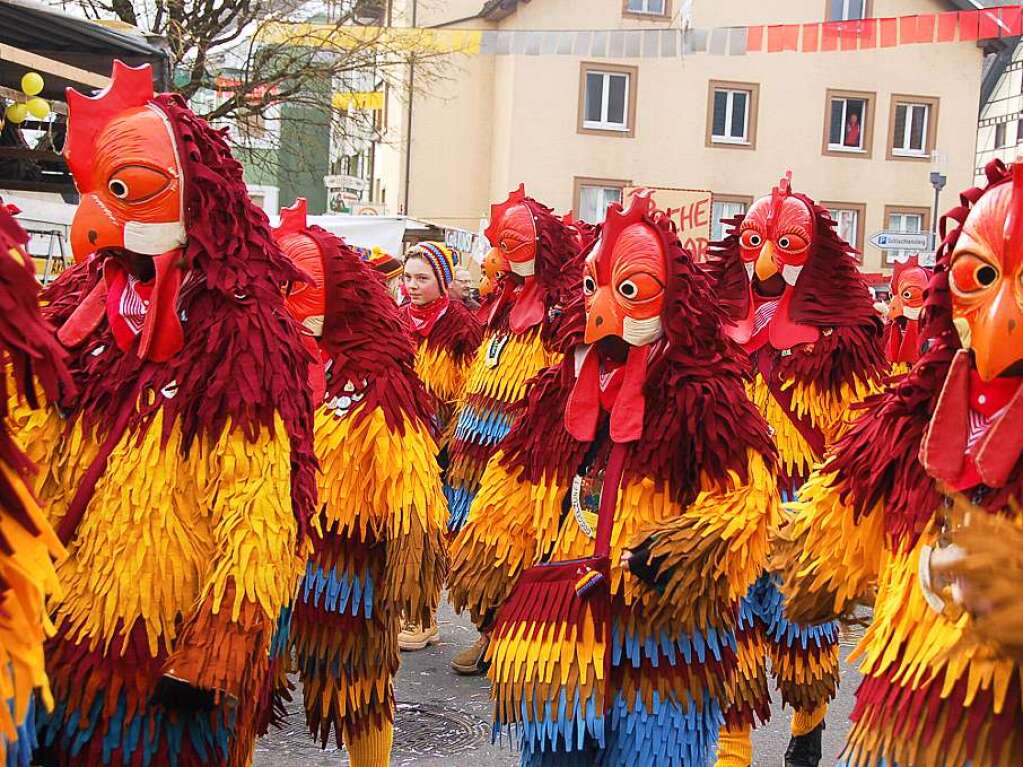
[{"x1": 255, "y1": 599, "x2": 863, "y2": 767}]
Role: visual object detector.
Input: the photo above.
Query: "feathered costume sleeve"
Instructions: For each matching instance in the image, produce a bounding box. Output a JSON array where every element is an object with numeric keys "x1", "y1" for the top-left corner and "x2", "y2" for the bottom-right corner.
[
  {"x1": 633, "y1": 383, "x2": 780, "y2": 633},
  {"x1": 0, "y1": 203, "x2": 71, "y2": 764},
  {"x1": 773, "y1": 462, "x2": 886, "y2": 626},
  {"x1": 314, "y1": 400, "x2": 447, "y2": 627},
  {"x1": 166, "y1": 416, "x2": 300, "y2": 701},
  {"x1": 447, "y1": 451, "x2": 538, "y2": 626}
]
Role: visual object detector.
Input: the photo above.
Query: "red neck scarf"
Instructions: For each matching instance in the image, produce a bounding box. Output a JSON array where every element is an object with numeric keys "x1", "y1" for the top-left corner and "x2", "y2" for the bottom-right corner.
[
  {"x1": 404, "y1": 295, "x2": 450, "y2": 338},
  {"x1": 921, "y1": 349, "x2": 1023, "y2": 491}
]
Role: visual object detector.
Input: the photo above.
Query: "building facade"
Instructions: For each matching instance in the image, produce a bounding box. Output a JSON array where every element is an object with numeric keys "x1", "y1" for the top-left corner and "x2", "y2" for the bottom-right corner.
[{"x1": 375, "y1": 0, "x2": 995, "y2": 279}]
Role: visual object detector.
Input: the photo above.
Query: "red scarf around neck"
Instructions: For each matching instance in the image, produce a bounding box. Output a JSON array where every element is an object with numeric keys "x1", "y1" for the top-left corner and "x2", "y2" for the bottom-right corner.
[{"x1": 404, "y1": 295, "x2": 450, "y2": 338}]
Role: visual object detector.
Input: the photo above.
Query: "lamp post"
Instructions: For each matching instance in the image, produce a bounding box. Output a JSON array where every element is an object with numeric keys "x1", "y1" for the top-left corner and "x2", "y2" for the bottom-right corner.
[{"x1": 928, "y1": 170, "x2": 946, "y2": 260}]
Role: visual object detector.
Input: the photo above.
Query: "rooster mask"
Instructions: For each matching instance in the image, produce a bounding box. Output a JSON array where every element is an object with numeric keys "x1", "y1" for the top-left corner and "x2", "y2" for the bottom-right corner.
[
  {"x1": 885, "y1": 256, "x2": 932, "y2": 365},
  {"x1": 947, "y1": 165, "x2": 1023, "y2": 381},
  {"x1": 60, "y1": 61, "x2": 188, "y2": 362},
  {"x1": 566, "y1": 192, "x2": 672, "y2": 444},
  {"x1": 713, "y1": 171, "x2": 877, "y2": 354},
  {"x1": 483, "y1": 185, "x2": 548, "y2": 332}
]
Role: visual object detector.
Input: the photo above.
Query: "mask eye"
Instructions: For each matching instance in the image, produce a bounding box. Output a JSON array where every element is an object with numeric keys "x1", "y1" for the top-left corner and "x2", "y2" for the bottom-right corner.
[
  {"x1": 902, "y1": 289, "x2": 913, "y2": 300},
  {"x1": 776, "y1": 233, "x2": 809, "y2": 253},
  {"x1": 583, "y1": 274, "x2": 596, "y2": 295},
  {"x1": 108, "y1": 179, "x2": 129, "y2": 199},
  {"x1": 615, "y1": 271, "x2": 664, "y2": 303},
  {"x1": 950, "y1": 253, "x2": 999, "y2": 295},
  {"x1": 107, "y1": 165, "x2": 172, "y2": 204},
  {"x1": 740, "y1": 230, "x2": 763, "y2": 250}
]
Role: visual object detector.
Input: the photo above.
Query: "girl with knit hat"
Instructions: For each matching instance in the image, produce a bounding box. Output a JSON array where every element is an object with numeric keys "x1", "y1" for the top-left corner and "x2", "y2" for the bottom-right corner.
[{"x1": 398, "y1": 242, "x2": 484, "y2": 650}]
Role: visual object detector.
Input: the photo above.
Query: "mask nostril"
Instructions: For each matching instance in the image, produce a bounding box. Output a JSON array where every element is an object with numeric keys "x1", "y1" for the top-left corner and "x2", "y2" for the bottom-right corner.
[
  {"x1": 88, "y1": 230, "x2": 98, "y2": 245},
  {"x1": 595, "y1": 316, "x2": 604, "y2": 327}
]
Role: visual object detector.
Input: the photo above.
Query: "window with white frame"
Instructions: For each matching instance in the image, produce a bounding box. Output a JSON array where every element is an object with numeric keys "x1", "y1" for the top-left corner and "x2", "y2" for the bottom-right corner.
[
  {"x1": 892, "y1": 102, "x2": 929, "y2": 156},
  {"x1": 579, "y1": 184, "x2": 624, "y2": 224},
  {"x1": 828, "y1": 96, "x2": 868, "y2": 151},
  {"x1": 830, "y1": 207, "x2": 861, "y2": 248},
  {"x1": 886, "y1": 209, "x2": 925, "y2": 266},
  {"x1": 996, "y1": 122, "x2": 1007, "y2": 149},
  {"x1": 711, "y1": 199, "x2": 748, "y2": 241},
  {"x1": 583, "y1": 70, "x2": 631, "y2": 132},
  {"x1": 828, "y1": 0, "x2": 867, "y2": 21},
  {"x1": 711, "y1": 88, "x2": 751, "y2": 144},
  {"x1": 626, "y1": 0, "x2": 666, "y2": 14}
]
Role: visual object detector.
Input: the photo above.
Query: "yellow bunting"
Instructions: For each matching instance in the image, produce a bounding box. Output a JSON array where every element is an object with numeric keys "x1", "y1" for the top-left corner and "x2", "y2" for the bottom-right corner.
[
  {"x1": 256, "y1": 22, "x2": 483, "y2": 55},
  {"x1": 332, "y1": 91, "x2": 385, "y2": 111}
]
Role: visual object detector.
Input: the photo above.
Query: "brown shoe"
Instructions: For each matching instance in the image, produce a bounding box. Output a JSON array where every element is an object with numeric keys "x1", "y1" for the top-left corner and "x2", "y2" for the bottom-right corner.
[
  {"x1": 398, "y1": 621, "x2": 440, "y2": 652},
  {"x1": 450, "y1": 633, "x2": 489, "y2": 675}
]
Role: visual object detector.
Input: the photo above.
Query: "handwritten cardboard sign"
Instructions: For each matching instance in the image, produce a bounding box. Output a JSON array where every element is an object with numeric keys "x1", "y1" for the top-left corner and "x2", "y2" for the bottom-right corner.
[{"x1": 624, "y1": 186, "x2": 713, "y2": 260}]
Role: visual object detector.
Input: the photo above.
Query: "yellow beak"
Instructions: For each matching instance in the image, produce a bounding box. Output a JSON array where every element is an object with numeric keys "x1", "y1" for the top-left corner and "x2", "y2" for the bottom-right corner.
[{"x1": 755, "y1": 242, "x2": 778, "y2": 282}]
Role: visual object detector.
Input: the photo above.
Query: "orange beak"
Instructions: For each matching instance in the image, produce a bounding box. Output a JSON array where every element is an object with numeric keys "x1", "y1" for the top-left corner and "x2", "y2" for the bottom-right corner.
[
  {"x1": 889, "y1": 292, "x2": 904, "y2": 319},
  {"x1": 70, "y1": 193, "x2": 124, "y2": 263},
  {"x1": 966, "y1": 280, "x2": 1023, "y2": 381},
  {"x1": 584, "y1": 286, "x2": 624, "y2": 344},
  {"x1": 755, "y1": 241, "x2": 778, "y2": 282}
]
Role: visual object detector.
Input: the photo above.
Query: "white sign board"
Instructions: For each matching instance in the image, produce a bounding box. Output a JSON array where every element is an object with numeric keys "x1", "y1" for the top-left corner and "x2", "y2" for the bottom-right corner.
[
  {"x1": 444, "y1": 227, "x2": 475, "y2": 254},
  {"x1": 869, "y1": 231, "x2": 934, "y2": 251}
]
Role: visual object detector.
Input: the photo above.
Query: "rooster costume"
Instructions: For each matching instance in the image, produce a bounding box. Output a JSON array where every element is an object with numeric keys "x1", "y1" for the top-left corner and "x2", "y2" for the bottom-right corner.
[
  {"x1": 0, "y1": 204, "x2": 70, "y2": 766},
  {"x1": 401, "y1": 243, "x2": 483, "y2": 433},
  {"x1": 703, "y1": 173, "x2": 886, "y2": 767},
  {"x1": 443, "y1": 185, "x2": 581, "y2": 534},
  {"x1": 16, "y1": 62, "x2": 317, "y2": 767},
  {"x1": 272, "y1": 199, "x2": 447, "y2": 765},
  {"x1": 883, "y1": 256, "x2": 932, "y2": 369},
  {"x1": 777, "y1": 159, "x2": 1023, "y2": 767},
  {"x1": 449, "y1": 193, "x2": 777, "y2": 766}
]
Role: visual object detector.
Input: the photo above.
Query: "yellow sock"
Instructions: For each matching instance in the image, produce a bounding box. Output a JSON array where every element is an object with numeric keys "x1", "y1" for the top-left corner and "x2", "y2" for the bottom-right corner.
[
  {"x1": 345, "y1": 721, "x2": 394, "y2": 767},
  {"x1": 715, "y1": 725, "x2": 753, "y2": 767},
  {"x1": 791, "y1": 704, "x2": 827, "y2": 737}
]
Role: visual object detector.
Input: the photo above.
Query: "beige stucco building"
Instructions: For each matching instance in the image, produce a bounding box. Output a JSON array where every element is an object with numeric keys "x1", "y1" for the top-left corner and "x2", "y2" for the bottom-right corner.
[{"x1": 374, "y1": 0, "x2": 997, "y2": 283}]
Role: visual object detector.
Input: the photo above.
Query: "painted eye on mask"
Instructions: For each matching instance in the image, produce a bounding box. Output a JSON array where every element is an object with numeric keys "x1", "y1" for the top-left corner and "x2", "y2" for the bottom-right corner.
[
  {"x1": 616, "y1": 272, "x2": 663, "y2": 303},
  {"x1": 739, "y1": 230, "x2": 764, "y2": 250},
  {"x1": 775, "y1": 232, "x2": 809, "y2": 253},
  {"x1": 902, "y1": 286, "x2": 923, "y2": 302},
  {"x1": 107, "y1": 165, "x2": 172, "y2": 204},
  {"x1": 950, "y1": 253, "x2": 1000, "y2": 296},
  {"x1": 583, "y1": 273, "x2": 596, "y2": 296}
]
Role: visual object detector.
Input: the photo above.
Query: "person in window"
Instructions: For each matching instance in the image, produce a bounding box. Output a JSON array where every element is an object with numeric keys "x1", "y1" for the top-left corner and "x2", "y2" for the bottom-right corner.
[{"x1": 844, "y1": 111, "x2": 861, "y2": 148}]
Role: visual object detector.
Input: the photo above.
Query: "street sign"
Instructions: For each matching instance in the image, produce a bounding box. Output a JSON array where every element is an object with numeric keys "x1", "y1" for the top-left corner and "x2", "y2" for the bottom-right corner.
[{"x1": 868, "y1": 231, "x2": 934, "y2": 251}]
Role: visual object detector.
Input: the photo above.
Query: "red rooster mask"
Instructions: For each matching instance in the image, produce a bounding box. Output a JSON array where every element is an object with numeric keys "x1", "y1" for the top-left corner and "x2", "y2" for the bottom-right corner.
[
  {"x1": 566, "y1": 192, "x2": 670, "y2": 444},
  {"x1": 60, "y1": 61, "x2": 187, "y2": 362},
  {"x1": 885, "y1": 256, "x2": 932, "y2": 364}
]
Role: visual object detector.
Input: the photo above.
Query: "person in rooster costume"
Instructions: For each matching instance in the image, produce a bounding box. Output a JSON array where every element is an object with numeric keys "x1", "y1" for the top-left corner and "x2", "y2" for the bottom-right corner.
[
  {"x1": 13, "y1": 62, "x2": 317, "y2": 767},
  {"x1": 400, "y1": 241, "x2": 484, "y2": 435},
  {"x1": 449, "y1": 191, "x2": 777, "y2": 766},
  {"x1": 776, "y1": 158, "x2": 1023, "y2": 767},
  {"x1": 271, "y1": 199, "x2": 448, "y2": 766},
  {"x1": 395, "y1": 241, "x2": 482, "y2": 652},
  {"x1": 475, "y1": 244, "x2": 509, "y2": 323},
  {"x1": 0, "y1": 203, "x2": 71, "y2": 766},
  {"x1": 702, "y1": 173, "x2": 887, "y2": 767},
  {"x1": 882, "y1": 255, "x2": 932, "y2": 369},
  {"x1": 445, "y1": 184, "x2": 582, "y2": 675}
]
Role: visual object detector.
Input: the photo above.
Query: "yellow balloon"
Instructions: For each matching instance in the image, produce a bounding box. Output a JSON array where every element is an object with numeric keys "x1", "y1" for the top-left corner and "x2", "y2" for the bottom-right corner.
[
  {"x1": 26, "y1": 97, "x2": 50, "y2": 119},
  {"x1": 5, "y1": 103, "x2": 28, "y2": 124},
  {"x1": 20, "y1": 72, "x2": 44, "y2": 97}
]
